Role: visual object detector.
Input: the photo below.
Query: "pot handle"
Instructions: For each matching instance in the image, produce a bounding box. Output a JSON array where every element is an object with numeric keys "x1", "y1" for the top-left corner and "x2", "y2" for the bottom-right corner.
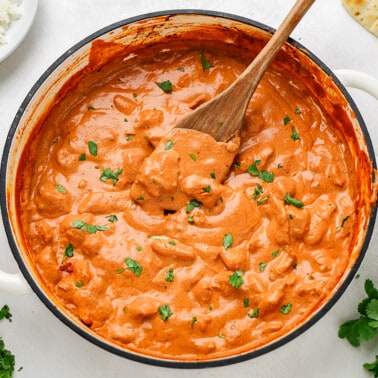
[
  {"x1": 334, "y1": 69, "x2": 378, "y2": 100},
  {"x1": 0, "y1": 271, "x2": 31, "y2": 294}
]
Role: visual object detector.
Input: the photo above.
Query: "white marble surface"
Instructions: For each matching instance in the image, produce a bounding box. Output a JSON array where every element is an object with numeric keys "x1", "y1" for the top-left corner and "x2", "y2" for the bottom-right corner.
[{"x1": 0, "y1": 0, "x2": 377, "y2": 377}]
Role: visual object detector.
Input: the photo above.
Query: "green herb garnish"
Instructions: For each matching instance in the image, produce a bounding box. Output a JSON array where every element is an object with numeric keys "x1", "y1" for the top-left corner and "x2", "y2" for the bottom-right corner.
[
  {"x1": 290, "y1": 126, "x2": 301, "y2": 141},
  {"x1": 284, "y1": 193, "x2": 304, "y2": 208},
  {"x1": 71, "y1": 220, "x2": 108, "y2": 234},
  {"x1": 247, "y1": 308, "x2": 259, "y2": 318},
  {"x1": 229, "y1": 270, "x2": 244, "y2": 289},
  {"x1": 223, "y1": 232, "x2": 234, "y2": 250},
  {"x1": 0, "y1": 305, "x2": 12, "y2": 322},
  {"x1": 259, "y1": 262, "x2": 267, "y2": 272},
  {"x1": 164, "y1": 140, "x2": 174, "y2": 150},
  {"x1": 54, "y1": 184, "x2": 67, "y2": 194},
  {"x1": 189, "y1": 152, "x2": 197, "y2": 161},
  {"x1": 106, "y1": 214, "x2": 118, "y2": 223},
  {"x1": 125, "y1": 257, "x2": 142, "y2": 277},
  {"x1": 339, "y1": 279, "x2": 378, "y2": 348},
  {"x1": 247, "y1": 160, "x2": 261, "y2": 176},
  {"x1": 158, "y1": 305, "x2": 173, "y2": 321},
  {"x1": 280, "y1": 303, "x2": 293, "y2": 315},
  {"x1": 0, "y1": 338, "x2": 15, "y2": 378},
  {"x1": 200, "y1": 49, "x2": 213, "y2": 71},
  {"x1": 88, "y1": 141, "x2": 98, "y2": 156},
  {"x1": 100, "y1": 168, "x2": 123, "y2": 186},
  {"x1": 186, "y1": 199, "x2": 201, "y2": 213},
  {"x1": 165, "y1": 269, "x2": 174, "y2": 282},
  {"x1": 156, "y1": 80, "x2": 173, "y2": 92},
  {"x1": 283, "y1": 115, "x2": 291, "y2": 125}
]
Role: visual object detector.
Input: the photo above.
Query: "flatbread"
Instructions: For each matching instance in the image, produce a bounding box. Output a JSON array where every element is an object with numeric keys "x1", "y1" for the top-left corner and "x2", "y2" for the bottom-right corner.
[{"x1": 342, "y1": 0, "x2": 378, "y2": 36}]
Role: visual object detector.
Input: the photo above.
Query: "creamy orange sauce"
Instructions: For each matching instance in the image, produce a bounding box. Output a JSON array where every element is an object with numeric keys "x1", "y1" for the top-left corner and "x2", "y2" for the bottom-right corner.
[{"x1": 18, "y1": 39, "x2": 358, "y2": 361}]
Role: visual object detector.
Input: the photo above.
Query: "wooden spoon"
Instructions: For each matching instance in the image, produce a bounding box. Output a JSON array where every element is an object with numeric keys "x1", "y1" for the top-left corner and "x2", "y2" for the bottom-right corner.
[{"x1": 176, "y1": 0, "x2": 315, "y2": 142}]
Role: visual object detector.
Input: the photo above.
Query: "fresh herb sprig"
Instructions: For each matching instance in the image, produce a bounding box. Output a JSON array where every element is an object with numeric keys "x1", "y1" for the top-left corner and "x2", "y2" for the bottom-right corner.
[{"x1": 338, "y1": 278, "x2": 378, "y2": 377}]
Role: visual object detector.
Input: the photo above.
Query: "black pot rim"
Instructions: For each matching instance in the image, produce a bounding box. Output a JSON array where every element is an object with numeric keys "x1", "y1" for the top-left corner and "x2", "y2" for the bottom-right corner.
[{"x1": 1, "y1": 9, "x2": 376, "y2": 369}]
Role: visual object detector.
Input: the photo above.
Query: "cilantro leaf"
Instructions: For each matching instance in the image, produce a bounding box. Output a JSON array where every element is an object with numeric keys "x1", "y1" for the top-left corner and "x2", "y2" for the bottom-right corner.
[
  {"x1": 156, "y1": 80, "x2": 173, "y2": 92},
  {"x1": 259, "y1": 170, "x2": 274, "y2": 183},
  {"x1": 186, "y1": 199, "x2": 201, "y2": 213},
  {"x1": 229, "y1": 270, "x2": 244, "y2": 288},
  {"x1": 223, "y1": 233, "x2": 234, "y2": 250},
  {"x1": 366, "y1": 299, "x2": 378, "y2": 321},
  {"x1": 0, "y1": 305, "x2": 12, "y2": 322},
  {"x1": 339, "y1": 317, "x2": 377, "y2": 347},
  {"x1": 200, "y1": 49, "x2": 213, "y2": 71},
  {"x1": 247, "y1": 160, "x2": 261, "y2": 176},
  {"x1": 125, "y1": 257, "x2": 142, "y2": 277},
  {"x1": 100, "y1": 168, "x2": 123, "y2": 186},
  {"x1": 54, "y1": 184, "x2": 67, "y2": 194},
  {"x1": 284, "y1": 193, "x2": 304, "y2": 208},
  {"x1": 365, "y1": 279, "x2": 378, "y2": 299},
  {"x1": 158, "y1": 305, "x2": 173, "y2": 321},
  {"x1": 0, "y1": 338, "x2": 15, "y2": 377},
  {"x1": 88, "y1": 141, "x2": 98, "y2": 156},
  {"x1": 363, "y1": 355, "x2": 378, "y2": 377}
]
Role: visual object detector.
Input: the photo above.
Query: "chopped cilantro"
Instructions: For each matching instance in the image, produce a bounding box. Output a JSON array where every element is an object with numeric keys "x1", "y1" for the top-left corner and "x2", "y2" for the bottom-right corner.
[
  {"x1": 280, "y1": 303, "x2": 293, "y2": 315},
  {"x1": 186, "y1": 199, "x2": 201, "y2": 213},
  {"x1": 125, "y1": 257, "x2": 142, "y2": 277},
  {"x1": 283, "y1": 115, "x2": 291, "y2": 125},
  {"x1": 243, "y1": 298, "x2": 249, "y2": 308},
  {"x1": 0, "y1": 305, "x2": 12, "y2": 322},
  {"x1": 191, "y1": 317, "x2": 197, "y2": 329},
  {"x1": 165, "y1": 269, "x2": 174, "y2": 282},
  {"x1": 54, "y1": 184, "x2": 67, "y2": 194},
  {"x1": 257, "y1": 196, "x2": 269, "y2": 205},
  {"x1": 76, "y1": 280, "x2": 84, "y2": 288},
  {"x1": 200, "y1": 49, "x2": 213, "y2": 71},
  {"x1": 158, "y1": 305, "x2": 173, "y2": 321},
  {"x1": 189, "y1": 152, "x2": 197, "y2": 161},
  {"x1": 223, "y1": 233, "x2": 234, "y2": 250},
  {"x1": 247, "y1": 160, "x2": 261, "y2": 176},
  {"x1": 284, "y1": 193, "x2": 304, "y2": 208},
  {"x1": 210, "y1": 172, "x2": 216, "y2": 179},
  {"x1": 259, "y1": 170, "x2": 274, "y2": 183},
  {"x1": 88, "y1": 140, "x2": 98, "y2": 156},
  {"x1": 71, "y1": 220, "x2": 108, "y2": 234},
  {"x1": 290, "y1": 126, "x2": 301, "y2": 141},
  {"x1": 294, "y1": 108, "x2": 302, "y2": 114},
  {"x1": 203, "y1": 186, "x2": 211, "y2": 193},
  {"x1": 100, "y1": 168, "x2": 123, "y2": 186},
  {"x1": 106, "y1": 214, "x2": 118, "y2": 223},
  {"x1": 79, "y1": 153, "x2": 86, "y2": 161},
  {"x1": 156, "y1": 80, "x2": 173, "y2": 92},
  {"x1": 115, "y1": 267, "x2": 125, "y2": 274},
  {"x1": 247, "y1": 308, "x2": 259, "y2": 318},
  {"x1": 164, "y1": 140, "x2": 174, "y2": 150},
  {"x1": 259, "y1": 262, "x2": 267, "y2": 272},
  {"x1": 229, "y1": 270, "x2": 244, "y2": 289}
]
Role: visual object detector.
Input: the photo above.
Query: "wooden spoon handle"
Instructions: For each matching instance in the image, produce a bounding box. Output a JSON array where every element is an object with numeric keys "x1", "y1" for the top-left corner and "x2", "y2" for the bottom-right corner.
[{"x1": 235, "y1": 0, "x2": 316, "y2": 100}]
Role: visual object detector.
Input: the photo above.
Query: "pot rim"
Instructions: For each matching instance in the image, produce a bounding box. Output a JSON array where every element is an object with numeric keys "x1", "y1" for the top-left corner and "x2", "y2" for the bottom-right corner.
[{"x1": 1, "y1": 9, "x2": 376, "y2": 369}]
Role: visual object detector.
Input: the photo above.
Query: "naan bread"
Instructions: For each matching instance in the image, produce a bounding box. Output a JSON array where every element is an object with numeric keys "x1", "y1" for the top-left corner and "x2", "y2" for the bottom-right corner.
[{"x1": 342, "y1": 0, "x2": 378, "y2": 36}]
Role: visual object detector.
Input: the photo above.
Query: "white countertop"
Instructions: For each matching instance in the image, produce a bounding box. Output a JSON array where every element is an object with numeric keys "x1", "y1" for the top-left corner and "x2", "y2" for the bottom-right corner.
[{"x1": 0, "y1": 1, "x2": 377, "y2": 377}]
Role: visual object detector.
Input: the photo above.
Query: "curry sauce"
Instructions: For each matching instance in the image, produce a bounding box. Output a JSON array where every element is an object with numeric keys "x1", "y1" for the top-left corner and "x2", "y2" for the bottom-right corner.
[{"x1": 18, "y1": 39, "x2": 358, "y2": 361}]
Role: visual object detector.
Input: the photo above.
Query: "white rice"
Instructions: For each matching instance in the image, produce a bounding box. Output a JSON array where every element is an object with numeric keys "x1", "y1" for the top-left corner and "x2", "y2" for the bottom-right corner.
[{"x1": 0, "y1": 0, "x2": 23, "y2": 45}]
